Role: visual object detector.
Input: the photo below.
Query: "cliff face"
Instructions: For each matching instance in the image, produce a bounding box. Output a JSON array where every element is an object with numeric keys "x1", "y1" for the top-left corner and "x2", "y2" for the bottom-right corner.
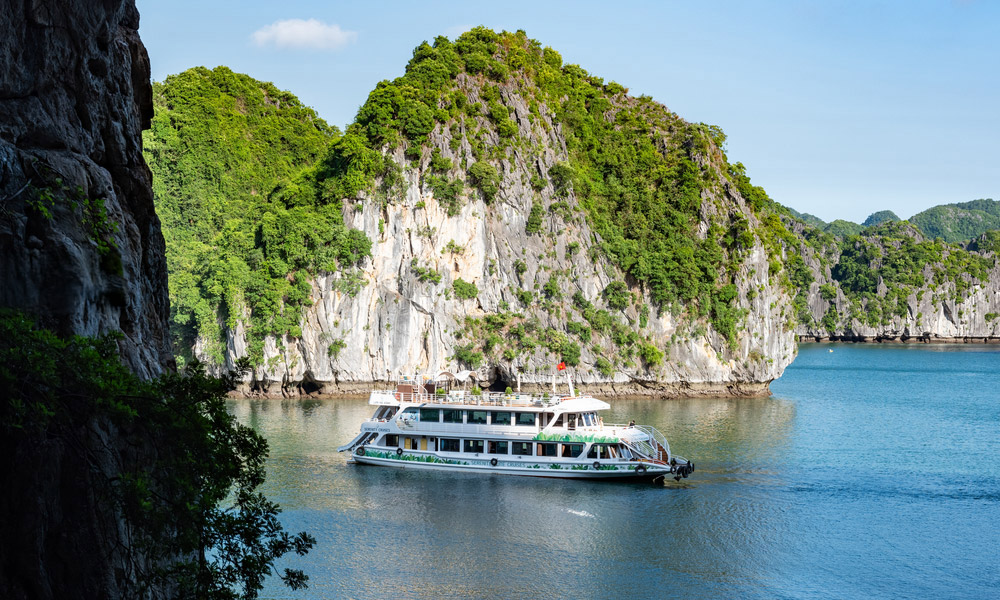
[
  {"x1": 796, "y1": 271, "x2": 1000, "y2": 343},
  {"x1": 791, "y1": 223, "x2": 1000, "y2": 342},
  {"x1": 0, "y1": 0, "x2": 170, "y2": 378},
  {"x1": 0, "y1": 1, "x2": 171, "y2": 598},
  {"x1": 202, "y1": 70, "x2": 798, "y2": 396}
]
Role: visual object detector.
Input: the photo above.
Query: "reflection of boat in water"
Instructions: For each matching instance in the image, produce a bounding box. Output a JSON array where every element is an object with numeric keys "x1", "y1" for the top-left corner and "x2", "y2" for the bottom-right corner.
[{"x1": 338, "y1": 371, "x2": 694, "y2": 481}]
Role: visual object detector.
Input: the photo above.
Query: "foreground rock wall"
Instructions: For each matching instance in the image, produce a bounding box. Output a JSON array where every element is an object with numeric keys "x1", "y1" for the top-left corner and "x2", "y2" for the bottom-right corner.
[
  {"x1": 0, "y1": 2, "x2": 171, "y2": 598},
  {"x1": 0, "y1": 0, "x2": 170, "y2": 378}
]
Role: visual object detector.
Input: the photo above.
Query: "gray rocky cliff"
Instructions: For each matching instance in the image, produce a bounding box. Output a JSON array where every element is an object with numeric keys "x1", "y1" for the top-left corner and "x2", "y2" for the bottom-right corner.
[
  {"x1": 792, "y1": 225, "x2": 1000, "y2": 342},
  {"x1": 0, "y1": 1, "x2": 171, "y2": 598},
  {"x1": 207, "y1": 75, "x2": 799, "y2": 396},
  {"x1": 0, "y1": 0, "x2": 170, "y2": 378}
]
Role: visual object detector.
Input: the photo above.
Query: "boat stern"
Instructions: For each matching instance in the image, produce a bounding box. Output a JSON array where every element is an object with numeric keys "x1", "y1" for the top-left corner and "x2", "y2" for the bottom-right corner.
[{"x1": 669, "y1": 456, "x2": 695, "y2": 481}]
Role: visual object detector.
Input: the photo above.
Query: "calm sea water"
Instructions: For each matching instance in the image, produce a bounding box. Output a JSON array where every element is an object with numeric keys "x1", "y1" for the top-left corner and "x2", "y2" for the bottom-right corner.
[{"x1": 233, "y1": 344, "x2": 1000, "y2": 599}]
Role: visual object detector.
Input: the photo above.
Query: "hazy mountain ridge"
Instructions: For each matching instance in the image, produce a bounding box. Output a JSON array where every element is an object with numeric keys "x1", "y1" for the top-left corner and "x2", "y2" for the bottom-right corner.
[
  {"x1": 788, "y1": 200, "x2": 1000, "y2": 245},
  {"x1": 909, "y1": 199, "x2": 1000, "y2": 243}
]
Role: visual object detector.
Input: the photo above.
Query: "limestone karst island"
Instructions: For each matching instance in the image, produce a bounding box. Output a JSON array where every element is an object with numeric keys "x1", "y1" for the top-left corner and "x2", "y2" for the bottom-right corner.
[
  {"x1": 148, "y1": 32, "x2": 1000, "y2": 398},
  {"x1": 2, "y1": 2, "x2": 999, "y2": 599}
]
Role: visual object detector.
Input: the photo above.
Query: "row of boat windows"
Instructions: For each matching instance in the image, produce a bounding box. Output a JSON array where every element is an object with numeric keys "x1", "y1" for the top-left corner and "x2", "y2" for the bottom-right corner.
[
  {"x1": 409, "y1": 408, "x2": 537, "y2": 426},
  {"x1": 382, "y1": 434, "x2": 630, "y2": 459},
  {"x1": 405, "y1": 408, "x2": 599, "y2": 428}
]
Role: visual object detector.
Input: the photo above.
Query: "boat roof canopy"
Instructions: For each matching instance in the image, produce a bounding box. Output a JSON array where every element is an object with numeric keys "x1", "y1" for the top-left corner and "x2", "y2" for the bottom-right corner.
[
  {"x1": 551, "y1": 396, "x2": 610, "y2": 413},
  {"x1": 431, "y1": 370, "x2": 480, "y2": 382}
]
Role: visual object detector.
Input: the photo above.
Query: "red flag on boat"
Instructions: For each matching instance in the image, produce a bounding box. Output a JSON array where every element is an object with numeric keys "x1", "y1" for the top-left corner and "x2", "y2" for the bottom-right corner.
[{"x1": 557, "y1": 362, "x2": 566, "y2": 371}]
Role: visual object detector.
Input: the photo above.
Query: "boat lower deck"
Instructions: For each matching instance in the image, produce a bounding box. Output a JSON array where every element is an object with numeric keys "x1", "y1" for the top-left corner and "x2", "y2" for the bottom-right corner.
[{"x1": 350, "y1": 446, "x2": 675, "y2": 480}]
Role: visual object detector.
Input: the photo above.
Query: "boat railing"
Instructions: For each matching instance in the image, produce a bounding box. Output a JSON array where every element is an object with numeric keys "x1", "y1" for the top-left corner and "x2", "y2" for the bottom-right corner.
[
  {"x1": 612, "y1": 424, "x2": 671, "y2": 463},
  {"x1": 376, "y1": 389, "x2": 566, "y2": 407}
]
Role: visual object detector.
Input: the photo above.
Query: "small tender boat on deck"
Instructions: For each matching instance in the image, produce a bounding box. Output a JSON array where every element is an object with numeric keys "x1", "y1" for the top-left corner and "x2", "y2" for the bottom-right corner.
[{"x1": 338, "y1": 371, "x2": 694, "y2": 482}]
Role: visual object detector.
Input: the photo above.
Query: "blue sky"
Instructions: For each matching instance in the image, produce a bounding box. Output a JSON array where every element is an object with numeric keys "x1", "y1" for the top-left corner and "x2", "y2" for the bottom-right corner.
[{"x1": 135, "y1": 0, "x2": 999, "y2": 223}]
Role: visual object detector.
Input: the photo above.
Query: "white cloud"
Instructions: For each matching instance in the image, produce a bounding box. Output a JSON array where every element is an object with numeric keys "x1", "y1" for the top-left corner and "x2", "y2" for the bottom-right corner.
[{"x1": 252, "y1": 19, "x2": 357, "y2": 51}]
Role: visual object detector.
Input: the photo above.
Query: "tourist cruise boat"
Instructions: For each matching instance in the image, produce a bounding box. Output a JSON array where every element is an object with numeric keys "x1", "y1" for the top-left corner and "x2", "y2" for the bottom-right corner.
[{"x1": 338, "y1": 371, "x2": 694, "y2": 482}]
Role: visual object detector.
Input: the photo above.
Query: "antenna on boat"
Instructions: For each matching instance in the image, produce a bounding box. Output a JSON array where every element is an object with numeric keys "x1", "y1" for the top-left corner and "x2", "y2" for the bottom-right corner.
[{"x1": 567, "y1": 369, "x2": 575, "y2": 397}]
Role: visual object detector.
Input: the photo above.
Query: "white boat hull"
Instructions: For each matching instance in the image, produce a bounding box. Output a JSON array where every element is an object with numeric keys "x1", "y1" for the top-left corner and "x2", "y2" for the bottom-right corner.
[
  {"x1": 349, "y1": 449, "x2": 674, "y2": 480},
  {"x1": 337, "y1": 383, "x2": 696, "y2": 482}
]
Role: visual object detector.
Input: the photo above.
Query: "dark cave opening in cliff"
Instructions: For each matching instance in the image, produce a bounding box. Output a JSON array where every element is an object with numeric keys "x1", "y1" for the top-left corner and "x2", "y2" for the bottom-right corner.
[
  {"x1": 299, "y1": 379, "x2": 321, "y2": 396},
  {"x1": 488, "y1": 374, "x2": 512, "y2": 392}
]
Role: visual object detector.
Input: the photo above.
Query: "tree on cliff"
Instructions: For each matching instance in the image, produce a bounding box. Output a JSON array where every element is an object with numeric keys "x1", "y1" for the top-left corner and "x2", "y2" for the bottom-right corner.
[{"x1": 0, "y1": 311, "x2": 314, "y2": 599}]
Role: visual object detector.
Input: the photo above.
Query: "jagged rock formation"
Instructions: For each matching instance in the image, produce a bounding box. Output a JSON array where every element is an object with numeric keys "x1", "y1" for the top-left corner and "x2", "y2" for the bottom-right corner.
[
  {"x1": 790, "y1": 221, "x2": 1000, "y2": 343},
  {"x1": 151, "y1": 37, "x2": 801, "y2": 397},
  {"x1": 224, "y1": 140, "x2": 794, "y2": 397},
  {"x1": 0, "y1": 1, "x2": 171, "y2": 598},
  {"x1": 0, "y1": 0, "x2": 170, "y2": 378}
]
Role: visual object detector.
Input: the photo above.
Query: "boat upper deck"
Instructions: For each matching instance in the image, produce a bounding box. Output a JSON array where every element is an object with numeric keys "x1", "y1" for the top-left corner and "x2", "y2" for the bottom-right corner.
[{"x1": 371, "y1": 389, "x2": 609, "y2": 412}]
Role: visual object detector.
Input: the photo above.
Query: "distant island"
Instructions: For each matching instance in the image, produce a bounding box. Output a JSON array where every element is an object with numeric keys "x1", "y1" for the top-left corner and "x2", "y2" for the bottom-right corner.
[{"x1": 789, "y1": 199, "x2": 1000, "y2": 243}]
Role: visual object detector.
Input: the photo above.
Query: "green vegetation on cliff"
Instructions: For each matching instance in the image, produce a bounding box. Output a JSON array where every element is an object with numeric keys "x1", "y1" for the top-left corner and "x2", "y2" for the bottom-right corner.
[
  {"x1": 147, "y1": 35, "x2": 1000, "y2": 364},
  {"x1": 0, "y1": 311, "x2": 313, "y2": 597},
  {"x1": 790, "y1": 218, "x2": 995, "y2": 331},
  {"x1": 144, "y1": 67, "x2": 371, "y2": 365},
  {"x1": 317, "y1": 27, "x2": 782, "y2": 346}
]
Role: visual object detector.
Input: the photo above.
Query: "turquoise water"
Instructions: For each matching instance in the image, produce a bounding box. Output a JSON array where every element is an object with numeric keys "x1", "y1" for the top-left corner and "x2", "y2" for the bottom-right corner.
[{"x1": 235, "y1": 344, "x2": 1000, "y2": 599}]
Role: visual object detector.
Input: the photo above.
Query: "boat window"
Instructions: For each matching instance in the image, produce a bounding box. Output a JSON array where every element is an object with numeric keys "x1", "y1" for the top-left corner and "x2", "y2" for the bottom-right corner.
[
  {"x1": 468, "y1": 410, "x2": 488, "y2": 425},
  {"x1": 490, "y1": 411, "x2": 512, "y2": 425},
  {"x1": 511, "y1": 442, "x2": 533, "y2": 456},
  {"x1": 516, "y1": 412, "x2": 536, "y2": 427},
  {"x1": 440, "y1": 438, "x2": 460, "y2": 452},
  {"x1": 586, "y1": 444, "x2": 615, "y2": 459},
  {"x1": 619, "y1": 444, "x2": 633, "y2": 459},
  {"x1": 419, "y1": 408, "x2": 441, "y2": 422},
  {"x1": 376, "y1": 406, "x2": 398, "y2": 420},
  {"x1": 488, "y1": 440, "x2": 509, "y2": 455},
  {"x1": 537, "y1": 442, "x2": 558, "y2": 457},
  {"x1": 442, "y1": 409, "x2": 463, "y2": 423},
  {"x1": 553, "y1": 414, "x2": 564, "y2": 427},
  {"x1": 384, "y1": 434, "x2": 399, "y2": 447},
  {"x1": 464, "y1": 439, "x2": 485, "y2": 453},
  {"x1": 561, "y1": 443, "x2": 583, "y2": 458}
]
